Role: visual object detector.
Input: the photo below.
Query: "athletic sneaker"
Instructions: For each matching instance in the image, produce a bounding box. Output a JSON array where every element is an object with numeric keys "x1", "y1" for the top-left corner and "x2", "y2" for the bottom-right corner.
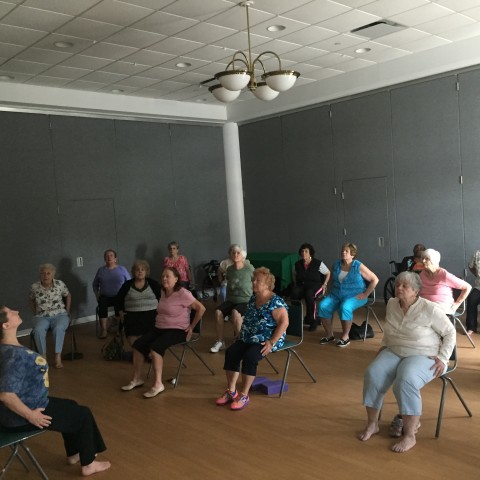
[
  {"x1": 210, "y1": 340, "x2": 225, "y2": 353},
  {"x1": 230, "y1": 394, "x2": 250, "y2": 410},
  {"x1": 216, "y1": 389, "x2": 238, "y2": 406},
  {"x1": 336, "y1": 338, "x2": 350, "y2": 348},
  {"x1": 319, "y1": 335, "x2": 335, "y2": 345}
]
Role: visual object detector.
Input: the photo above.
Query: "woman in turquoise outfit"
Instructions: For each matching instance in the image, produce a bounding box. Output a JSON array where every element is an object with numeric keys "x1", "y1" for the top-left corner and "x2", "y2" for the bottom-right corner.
[{"x1": 318, "y1": 243, "x2": 378, "y2": 348}]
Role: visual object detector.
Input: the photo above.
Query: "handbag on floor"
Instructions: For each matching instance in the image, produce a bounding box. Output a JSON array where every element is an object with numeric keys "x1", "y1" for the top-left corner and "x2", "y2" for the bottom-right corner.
[
  {"x1": 101, "y1": 323, "x2": 124, "y2": 361},
  {"x1": 349, "y1": 321, "x2": 374, "y2": 340}
]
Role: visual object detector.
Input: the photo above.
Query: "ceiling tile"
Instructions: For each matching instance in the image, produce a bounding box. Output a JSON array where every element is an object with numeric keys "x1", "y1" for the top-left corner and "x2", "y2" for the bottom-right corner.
[
  {"x1": 1, "y1": 6, "x2": 72, "y2": 31},
  {"x1": 81, "y1": 0, "x2": 154, "y2": 26},
  {"x1": 207, "y1": 6, "x2": 275, "y2": 30},
  {"x1": 0, "y1": 2, "x2": 15, "y2": 17},
  {"x1": 331, "y1": 56, "x2": 374, "y2": 71},
  {"x1": 0, "y1": 41, "x2": 23, "y2": 58},
  {"x1": 301, "y1": 67, "x2": 343, "y2": 80},
  {"x1": 186, "y1": 44, "x2": 235, "y2": 62},
  {"x1": 336, "y1": 39, "x2": 390, "y2": 57},
  {"x1": 64, "y1": 79, "x2": 105, "y2": 91},
  {"x1": 115, "y1": 0, "x2": 176, "y2": 9},
  {"x1": 247, "y1": 0, "x2": 313, "y2": 16},
  {"x1": 23, "y1": 0, "x2": 103, "y2": 16},
  {"x1": 175, "y1": 22, "x2": 236, "y2": 44},
  {"x1": 435, "y1": 0, "x2": 480, "y2": 12},
  {"x1": 112, "y1": 75, "x2": 160, "y2": 88},
  {"x1": 213, "y1": 31, "x2": 270, "y2": 50},
  {"x1": 310, "y1": 33, "x2": 365, "y2": 51},
  {"x1": 100, "y1": 60, "x2": 151, "y2": 75},
  {"x1": 249, "y1": 16, "x2": 309, "y2": 39},
  {"x1": 170, "y1": 70, "x2": 212, "y2": 84},
  {"x1": 162, "y1": 0, "x2": 235, "y2": 22},
  {"x1": 25, "y1": 75, "x2": 73, "y2": 87},
  {"x1": 0, "y1": 58, "x2": 51, "y2": 74},
  {"x1": 284, "y1": 0, "x2": 351, "y2": 24},
  {"x1": 318, "y1": 9, "x2": 381, "y2": 33},
  {"x1": 439, "y1": 21, "x2": 480, "y2": 41},
  {"x1": 41, "y1": 64, "x2": 92, "y2": 78},
  {"x1": 305, "y1": 51, "x2": 353, "y2": 67},
  {"x1": 56, "y1": 17, "x2": 123, "y2": 41},
  {"x1": 59, "y1": 54, "x2": 113, "y2": 69},
  {"x1": 463, "y1": 6, "x2": 480, "y2": 21},
  {"x1": 80, "y1": 42, "x2": 138, "y2": 60},
  {"x1": 0, "y1": 24, "x2": 47, "y2": 46},
  {"x1": 130, "y1": 12, "x2": 198, "y2": 36},
  {"x1": 390, "y1": 3, "x2": 454, "y2": 27},
  {"x1": 138, "y1": 64, "x2": 182, "y2": 80},
  {"x1": 148, "y1": 78, "x2": 189, "y2": 91},
  {"x1": 334, "y1": 0, "x2": 376, "y2": 7},
  {"x1": 190, "y1": 61, "x2": 229, "y2": 77},
  {"x1": 359, "y1": 46, "x2": 410, "y2": 62},
  {"x1": 280, "y1": 46, "x2": 328, "y2": 63},
  {"x1": 280, "y1": 25, "x2": 338, "y2": 45},
  {"x1": 416, "y1": 13, "x2": 475, "y2": 35},
  {"x1": 0, "y1": 71, "x2": 33, "y2": 81},
  {"x1": 359, "y1": 0, "x2": 429, "y2": 18},
  {"x1": 160, "y1": 55, "x2": 209, "y2": 70},
  {"x1": 80, "y1": 69, "x2": 127, "y2": 83},
  {"x1": 122, "y1": 48, "x2": 174, "y2": 66},
  {"x1": 161, "y1": 87, "x2": 204, "y2": 101},
  {"x1": 34, "y1": 34, "x2": 94, "y2": 53},
  {"x1": 401, "y1": 34, "x2": 451, "y2": 52},
  {"x1": 148, "y1": 36, "x2": 203, "y2": 55},
  {"x1": 16, "y1": 47, "x2": 72, "y2": 64},
  {"x1": 251, "y1": 38, "x2": 302, "y2": 56},
  {"x1": 104, "y1": 28, "x2": 165, "y2": 48},
  {"x1": 375, "y1": 27, "x2": 430, "y2": 47}
]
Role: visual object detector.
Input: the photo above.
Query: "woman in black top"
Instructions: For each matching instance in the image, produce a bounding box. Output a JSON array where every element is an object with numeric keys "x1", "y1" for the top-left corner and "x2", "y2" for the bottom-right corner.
[{"x1": 291, "y1": 243, "x2": 330, "y2": 330}]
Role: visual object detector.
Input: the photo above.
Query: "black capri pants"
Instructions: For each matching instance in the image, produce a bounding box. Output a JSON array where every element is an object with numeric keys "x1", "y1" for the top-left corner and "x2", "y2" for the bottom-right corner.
[
  {"x1": 97, "y1": 295, "x2": 120, "y2": 318},
  {"x1": 133, "y1": 328, "x2": 186, "y2": 358},
  {"x1": 224, "y1": 340, "x2": 265, "y2": 377}
]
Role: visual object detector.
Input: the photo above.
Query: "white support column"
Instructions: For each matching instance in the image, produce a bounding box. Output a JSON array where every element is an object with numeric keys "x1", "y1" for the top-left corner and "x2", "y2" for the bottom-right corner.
[{"x1": 222, "y1": 122, "x2": 247, "y2": 250}]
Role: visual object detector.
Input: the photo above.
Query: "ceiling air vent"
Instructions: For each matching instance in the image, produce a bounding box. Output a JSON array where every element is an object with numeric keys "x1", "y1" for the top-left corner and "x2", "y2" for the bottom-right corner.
[{"x1": 351, "y1": 20, "x2": 406, "y2": 39}]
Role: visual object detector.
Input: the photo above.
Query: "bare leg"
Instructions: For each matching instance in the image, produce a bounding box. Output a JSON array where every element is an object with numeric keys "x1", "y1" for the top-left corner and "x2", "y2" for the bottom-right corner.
[
  {"x1": 321, "y1": 318, "x2": 333, "y2": 337},
  {"x1": 391, "y1": 415, "x2": 420, "y2": 452},
  {"x1": 81, "y1": 460, "x2": 111, "y2": 476},
  {"x1": 359, "y1": 406, "x2": 380, "y2": 441},
  {"x1": 214, "y1": 310, "x2": 225, "y2": 342},
  {"x1": 226, "y1": 370, "x2": 240, "y2": 391},
  {"x1": 239, "y1": 373, "x2": 255, "y2": 396},
  {"x1": 131, "y1": 349, "x2": 145, "y2": 382},
  {"x1": 151, "y1": 350, "x2": 164, "y2": 390},
  {"x1": 340, "y1": 320, "x2": 352, "y2": 341},
  {"x1": 55, "y1": 353, "x2": 63, "y2": 369},
  {"x1": 67, "y1": 453, "x2": 80, "y2": 465},
  {"x1": 99, "y1": 318, "x2": 108, "y2": 338},
  {"x1": 231, "y1": 310, "x2": 243, "y2": 338}
]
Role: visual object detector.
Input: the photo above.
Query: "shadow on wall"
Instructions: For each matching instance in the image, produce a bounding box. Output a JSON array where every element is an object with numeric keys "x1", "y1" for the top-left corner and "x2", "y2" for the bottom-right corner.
[
  {"x1": 58, "y1": 257, "x2": 88, "y2": 319},
  {"x1": 134, "y1": 243, "x2": 165, "y2": 281}
]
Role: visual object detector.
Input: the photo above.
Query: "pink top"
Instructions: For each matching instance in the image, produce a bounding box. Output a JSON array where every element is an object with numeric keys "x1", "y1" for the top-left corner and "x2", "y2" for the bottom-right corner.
[
  {"x1": 163, "y1": 255, "x2": 190, "y2": 282},
  {"x1": 155, "y1": 288, "x2": 194, "y2": 330},
  {"x1": 420, "y1": 267, "x2": 468, "y2": 308}
]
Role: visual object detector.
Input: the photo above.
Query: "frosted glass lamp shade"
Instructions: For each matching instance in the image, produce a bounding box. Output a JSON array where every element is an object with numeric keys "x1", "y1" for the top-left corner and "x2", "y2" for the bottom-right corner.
[
  {"x1": 215, "y1": 70, "x2": 250, "y2": 91},
  {"x1": 208, "y1": 84, "x2": 241, "y2": 103},
  {"x1": 252, "y1": 82, "x2": 279, "y2": 101},
  {"x1": 262, "y1": 70, "x2": 300, "y2": 92}
]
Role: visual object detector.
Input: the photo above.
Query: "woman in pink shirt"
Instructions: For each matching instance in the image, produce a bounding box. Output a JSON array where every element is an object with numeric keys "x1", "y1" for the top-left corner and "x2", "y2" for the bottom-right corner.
[
  {"x1": 163, "y1": 241, "x2": 192, "y2": 289},
  {"x1": 420, "y1": 248, "x2": 471, "y2": 314},
  {"x1": 120, "y1": 267, "x2": 205, "y2": 398}
]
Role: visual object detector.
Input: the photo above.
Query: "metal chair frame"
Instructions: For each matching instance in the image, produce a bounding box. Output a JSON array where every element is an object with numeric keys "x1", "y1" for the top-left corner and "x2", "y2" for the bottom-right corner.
[
  {"x1": 0, "y1": 429, "x2": 48, "y2": 480},
  {"x1": 362, "y1": 290, "x2": 383, "y2": 341},
  {"x1": 449, "y1": 300, "x2": 476, "y2": 348},
  {"x1": 265, "y1": 302, "x2": 316, "y2": 397}
]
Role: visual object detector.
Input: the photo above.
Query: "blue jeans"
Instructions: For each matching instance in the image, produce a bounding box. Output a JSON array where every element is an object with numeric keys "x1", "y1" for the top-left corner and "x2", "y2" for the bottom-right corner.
[
  {"x1": 362, "y1": 348, "x2": 445, "y2": 416},
  {"x1": 33, "y1": 313, "x2": 70, "y2": 355}
]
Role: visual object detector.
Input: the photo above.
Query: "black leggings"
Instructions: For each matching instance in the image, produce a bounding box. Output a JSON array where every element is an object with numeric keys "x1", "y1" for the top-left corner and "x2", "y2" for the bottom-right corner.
[
  {"x1": 5, "y1": 397, "x2": 106, "y2": 467},
  {"x1": 291, "y1": 284, "x2": 322, "y2": 320},
  {"x1": 466, "y1": 288, "x2": 480, "y2": 332},
  {"x1": 224, "y1": 341, "x2": 264, "y2": 377}
]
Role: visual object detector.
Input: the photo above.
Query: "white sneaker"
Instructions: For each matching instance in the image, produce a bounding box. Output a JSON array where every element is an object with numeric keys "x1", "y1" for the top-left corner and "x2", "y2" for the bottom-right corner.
[
  {"x1": 224, "y1": 315, "x2": 230, "y2": 322},
  {"x1": 210, "y1": 340, "x2": 225, "y2": 353}
]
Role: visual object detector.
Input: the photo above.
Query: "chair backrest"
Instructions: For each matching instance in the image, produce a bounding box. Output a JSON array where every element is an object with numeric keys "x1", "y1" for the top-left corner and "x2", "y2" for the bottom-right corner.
[{"x1": 286, "y1": 302, "x2": 304, "y2": 338}]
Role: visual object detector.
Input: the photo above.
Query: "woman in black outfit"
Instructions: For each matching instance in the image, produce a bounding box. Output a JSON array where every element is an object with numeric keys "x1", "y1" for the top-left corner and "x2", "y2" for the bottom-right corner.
[{"x1": 291, "y1": 243, "x2": 330, "y2": 331}]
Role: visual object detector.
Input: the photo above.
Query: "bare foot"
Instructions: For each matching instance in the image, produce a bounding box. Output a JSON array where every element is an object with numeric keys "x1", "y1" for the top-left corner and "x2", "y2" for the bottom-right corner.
[
  {"x1": 55, "y1": 354, "x2": 63, "y2": 369},
  {"x1": 359, "y1": 422, "x2": 379, "y2": 441},
  {"x1": 67, "y1": 453, "x2": 80, "y2": 465},
  {"x1": 391, "y1": 434, "x2": 416, "y2": 453},
  {"x1": 81, "y1": 460, "x2": 111, "y2": 476}
]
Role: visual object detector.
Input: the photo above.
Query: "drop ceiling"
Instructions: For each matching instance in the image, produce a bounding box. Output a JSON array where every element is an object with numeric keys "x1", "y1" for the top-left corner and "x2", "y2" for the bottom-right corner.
[{"x1": 1, "y1": 0, "x2": 480, "y2": 123}]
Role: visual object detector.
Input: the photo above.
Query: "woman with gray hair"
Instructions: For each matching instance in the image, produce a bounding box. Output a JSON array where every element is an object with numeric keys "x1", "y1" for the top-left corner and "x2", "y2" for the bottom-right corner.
[
  {"x1": 420, "y1": 248, "x2": 471, "y2": 314},
  {"x1": 359, "y1": 271, "x2": 455, "y2": 453},
  {"x1": 29, "y1": 264, "x2": 71, "y2": 369}
]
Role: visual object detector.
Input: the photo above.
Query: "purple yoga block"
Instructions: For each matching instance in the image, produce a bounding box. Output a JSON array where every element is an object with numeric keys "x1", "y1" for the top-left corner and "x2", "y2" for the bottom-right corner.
[
  {"x1": 251, "y1": 376, "x2": 269, "y2": 391},
  {"x1": 257, "y1": 378, "x2": 289, "y2": 395}
]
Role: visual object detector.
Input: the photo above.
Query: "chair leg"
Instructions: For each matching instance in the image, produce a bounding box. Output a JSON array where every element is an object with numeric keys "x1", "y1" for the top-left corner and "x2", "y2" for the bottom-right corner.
[
  {"x1": 447, "y1": 377, "x2": 473, "y2": 417},
  {"x1": 19, "y1": 442, "x2": 49, "y2": 480},
  {"x1": 371, "y1": 309, "x2": 383, "y2": 333},
  {"x1": 278, "y1": 349, "x2": 317, "y2": 398},
  {"x1": 186, "y1": 346, "x2": 215, "y2": 376},
  {"x1": 291, "y1": 349, "x2": 317, "y2": 384},
  {"x1": 279, "y1": 351, "x2": 292, "y2": 398},
  {"x1": 436, "y1": 377, "x2": 448, "y2": 438},
  {"x1": 172, "y1": 345, "x2": 215, "y2": 389},
  {"x1": 454, "y1": 317, "x2": 476, "y2": 348},
  {"x1": 264, "y1": 356, "x2": 279, "y2": 374}
]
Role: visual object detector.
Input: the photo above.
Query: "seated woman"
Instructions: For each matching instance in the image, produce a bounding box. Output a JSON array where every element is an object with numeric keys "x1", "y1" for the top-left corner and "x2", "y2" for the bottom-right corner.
[
  {"x1": 163, "y1": 241, "x2": 192, "y2": 289},
  {"x1": 116, "y1": 260, "x2": 162, "y2": 347},
  {"x1": 0, "y1": 306, "x2": 110, "y2": 476},
  {"x1": 317, "y1": 243, "x2": 378, "y2": 347},
  {"x1": 420, "y1": 248, "x2": 471, "y2": 314},
  {"x1": 29, "y1": 263, "x2": 71, "y2": 369},
  {"x1": 215, "y1": 267, "x2": 289, "y2": 411},
  {"x1": 92, "y1": 249, "x2": 131, "y2": 339},
  {"x1": 121, "y1": 267, "x2": 205, "y2": 398},
  {"x1": 400, "y1": 243, "x2": 426, "y2": 273},
  {"x1": 291, "y1": 242, "x2": 330, "y2": 331},
  {"x1": 359, "y1": 271, "x2": 455, "y2": 453}
]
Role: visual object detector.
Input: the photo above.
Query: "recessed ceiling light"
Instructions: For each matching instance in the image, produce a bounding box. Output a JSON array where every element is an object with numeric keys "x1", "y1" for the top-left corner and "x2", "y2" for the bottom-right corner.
[
  {"x1": 54, "y1": 41, "x2": 74, "y2": 48},
  {"x1": 176, "y1": 62, "x2": 191, "y2": 68},
  {"x1": 0, "y1": 75, "x2": 14, "y2": 80},
  {"x1": 355, "y1": 47, "x2": 371, "y2": 54},
  {"x1": 267, "y1": 25, "x2": 286, "y2": 32},
  {"x1": 111, "y1": 89, "x2": 124, "y2": 93}
]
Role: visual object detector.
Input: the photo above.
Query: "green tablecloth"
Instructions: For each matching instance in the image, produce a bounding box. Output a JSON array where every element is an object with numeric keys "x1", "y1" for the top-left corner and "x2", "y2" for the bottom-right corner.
[{"x1": 247, "y1": 252, "x2": 299, "y2": 290}]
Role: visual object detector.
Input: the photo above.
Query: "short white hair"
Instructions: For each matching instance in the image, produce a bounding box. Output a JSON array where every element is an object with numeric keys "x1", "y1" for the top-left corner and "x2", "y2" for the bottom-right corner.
[
  {"x1": 422, "y1": 248, "x2": 441, "y2": 266},
  {"x1": 39, "y1": 263, "x2": 56, "y2": 275},
  {"x1": 228, "y1": 244, "x2": 246, "y2": 259}
]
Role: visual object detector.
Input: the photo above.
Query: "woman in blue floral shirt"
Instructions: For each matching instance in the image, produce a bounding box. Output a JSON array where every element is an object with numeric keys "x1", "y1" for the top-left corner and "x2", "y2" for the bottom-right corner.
[{"x1": 215, "y1": 267, "x2": 289, "y2": 411}]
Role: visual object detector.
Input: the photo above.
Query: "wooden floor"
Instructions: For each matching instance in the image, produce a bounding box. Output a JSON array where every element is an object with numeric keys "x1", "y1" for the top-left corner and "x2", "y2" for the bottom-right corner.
[{"x1": 2, "y1": 299, "x2": 480, "y2": 480}]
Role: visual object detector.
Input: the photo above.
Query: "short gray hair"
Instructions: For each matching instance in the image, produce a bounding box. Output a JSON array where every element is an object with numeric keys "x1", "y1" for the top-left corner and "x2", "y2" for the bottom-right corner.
[
  {"x1": 395, "y1": 271, "x2": 422, "y2": 292},
  {"x1": 422, "y1": 248, "x2": 441, "y2": 266},
  {"x1": 39, "y1": 263, "x2": 56, "y2": 275},
  {"x1": 228, "y1": 244, "x2": 246, "y2": 259}
]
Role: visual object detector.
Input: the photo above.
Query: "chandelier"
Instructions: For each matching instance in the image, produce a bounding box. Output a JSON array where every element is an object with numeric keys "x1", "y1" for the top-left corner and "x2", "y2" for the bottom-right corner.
[{"x1": 201, "y1": 1, "x2": 300, "y2": 103}]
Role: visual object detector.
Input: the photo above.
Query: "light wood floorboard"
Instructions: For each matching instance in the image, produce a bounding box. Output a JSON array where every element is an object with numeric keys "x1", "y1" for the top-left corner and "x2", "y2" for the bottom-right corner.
[{"x1": 2, "y1": 299, "x2": 479, "y2": 479}]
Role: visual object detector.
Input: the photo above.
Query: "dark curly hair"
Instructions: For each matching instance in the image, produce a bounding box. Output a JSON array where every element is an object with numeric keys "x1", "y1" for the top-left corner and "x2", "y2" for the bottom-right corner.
[{"x1": 298, "y1": 243, "x2": 315, "y2": 257}]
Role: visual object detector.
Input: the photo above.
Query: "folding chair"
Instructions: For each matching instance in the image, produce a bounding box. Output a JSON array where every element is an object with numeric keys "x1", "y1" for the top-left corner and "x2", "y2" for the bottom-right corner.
[
  {"x1": 265, "y1": 302, "x2": 316, "y2": 397},
  {"x1": 148, "y1": 319, "x2": 214, "y2": 388},
  {"x1": 449, "y1": 300, "x2": 475, "y2": 348},
  {"x1": 362, "y1": 290, "x2": 383, "y2": 341},
  {"x1": 0, "y1": 429, "x2": 48, "y2": 479},
  {"x1": 435, "y1": 345, "x2": 472, "y2": 437}
]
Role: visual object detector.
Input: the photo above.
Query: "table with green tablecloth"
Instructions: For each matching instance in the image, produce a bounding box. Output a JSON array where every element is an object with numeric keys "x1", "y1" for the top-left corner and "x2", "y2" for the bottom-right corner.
[{"x1": 247, "y1": 252, "x2": 299, "y2": 291}]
